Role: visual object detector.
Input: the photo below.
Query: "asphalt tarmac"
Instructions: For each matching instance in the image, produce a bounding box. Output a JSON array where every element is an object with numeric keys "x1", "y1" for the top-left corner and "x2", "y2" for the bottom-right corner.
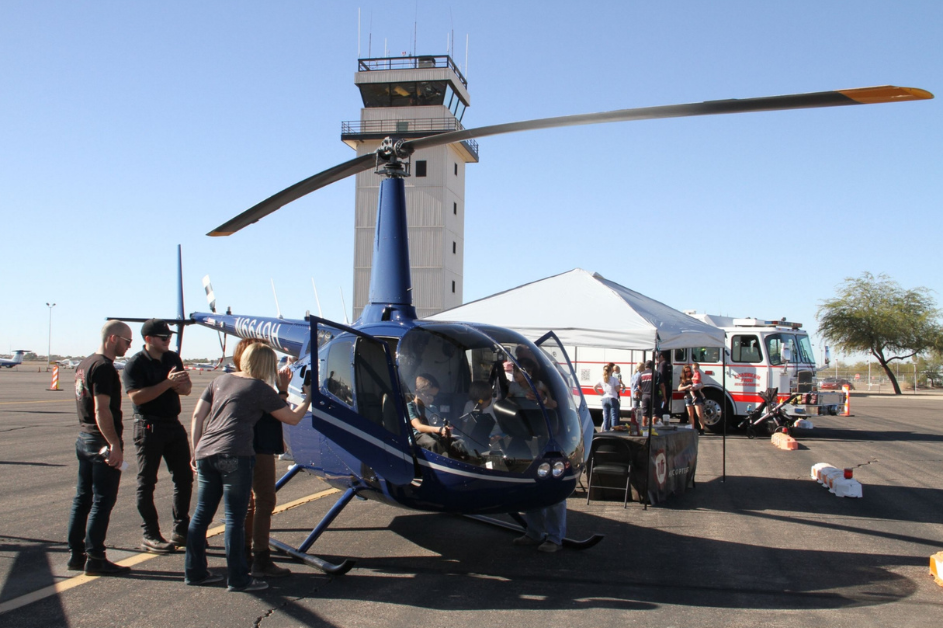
[{"x1": 1, "y1": 365, "x2": 940, "y2": 627}]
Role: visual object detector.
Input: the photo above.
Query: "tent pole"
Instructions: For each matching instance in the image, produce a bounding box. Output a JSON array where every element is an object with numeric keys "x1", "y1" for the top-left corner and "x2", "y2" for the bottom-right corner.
[{"x1": 722, "y1": 347, "x2": 727, "y2": 482}]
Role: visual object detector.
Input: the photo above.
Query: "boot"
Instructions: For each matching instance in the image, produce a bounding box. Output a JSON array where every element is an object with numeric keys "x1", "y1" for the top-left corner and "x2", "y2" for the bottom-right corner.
[
  {"x1": 251, "y1": 550, "x2": 291, "y2": 578},
  {"x1": 67, "y1": 550, "x2": 87, "y2": 571}
]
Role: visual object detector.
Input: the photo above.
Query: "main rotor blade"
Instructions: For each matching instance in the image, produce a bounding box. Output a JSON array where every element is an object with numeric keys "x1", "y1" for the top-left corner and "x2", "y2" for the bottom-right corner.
[
  {"x1": 211, "y1": 85, "x2": 931, "y2": 236},
  {"x1": 208, "y1": 153, "x2": 376, "y2": 236},
  {"x1": 406, "y1": 86, "x2": 932, "y2": 152}
]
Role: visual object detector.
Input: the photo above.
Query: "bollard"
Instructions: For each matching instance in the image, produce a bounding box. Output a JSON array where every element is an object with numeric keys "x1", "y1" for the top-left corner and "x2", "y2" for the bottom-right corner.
[
  {"x1": 841, "y1": 384, "x2": 852, "y2": 416},
  {"x1": 47, "y1": 365, "x2": 62, "y2": 392}
]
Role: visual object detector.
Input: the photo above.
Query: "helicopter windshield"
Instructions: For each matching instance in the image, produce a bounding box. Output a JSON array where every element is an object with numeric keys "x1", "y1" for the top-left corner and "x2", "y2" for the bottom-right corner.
[{"x1": 396, "y1": 324, "x2": 586, "y2": 473}]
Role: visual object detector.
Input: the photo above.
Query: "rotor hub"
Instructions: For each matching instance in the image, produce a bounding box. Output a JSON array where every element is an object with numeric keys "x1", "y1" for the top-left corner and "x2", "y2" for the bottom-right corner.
[{"x1": 375, "y1": 137, "x2": 414, "y2": 178}]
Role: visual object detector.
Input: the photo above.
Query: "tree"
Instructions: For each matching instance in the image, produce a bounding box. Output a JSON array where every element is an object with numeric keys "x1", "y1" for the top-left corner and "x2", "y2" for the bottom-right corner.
[{"x1": 817, "y1": 273, "x2": 943, "y2": 394}]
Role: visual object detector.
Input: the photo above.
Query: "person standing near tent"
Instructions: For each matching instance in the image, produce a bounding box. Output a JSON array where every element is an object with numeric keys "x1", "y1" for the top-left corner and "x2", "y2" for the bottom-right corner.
[
  {"x1": 638, "y1": 360, "x2": 657, "y2": 426},
  {"x1": 656, "y1": 352, "x2": 672, "y2": 419},
  {"x1": 630, "y1": 362, "x2": 644, "y2": 409},
  {"x1": 593, "y1": 363, "x2": 621, "y2": 431}
]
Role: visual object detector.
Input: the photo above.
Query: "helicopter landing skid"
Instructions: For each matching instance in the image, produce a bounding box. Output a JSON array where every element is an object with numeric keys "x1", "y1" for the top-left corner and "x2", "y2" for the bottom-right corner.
[
  {"x1": 464, "y1": 513, "x2": 604, "y2": 550},
  {"x1": 270, "y1": 469, "x2": 357, "y2": 575}
]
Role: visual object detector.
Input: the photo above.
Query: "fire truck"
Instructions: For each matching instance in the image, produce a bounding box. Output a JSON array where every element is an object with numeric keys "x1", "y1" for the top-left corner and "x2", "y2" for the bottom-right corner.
[
  {"x1": 671, "y1": 314, "x2": 843, "y2": 431},
  {"x1": 567, "y1": 314, "x2": 843, "y2": 432}
]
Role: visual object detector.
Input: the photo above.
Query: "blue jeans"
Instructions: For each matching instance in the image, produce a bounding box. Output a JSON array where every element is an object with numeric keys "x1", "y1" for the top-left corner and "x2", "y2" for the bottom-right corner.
[
  {"x1": 601, "y1": 398, "x2": 620, "y2": 431},
  {"x1": 67, "y1": 433, "x2": 123, "y2": 557},
  {"x1": 185, "y1": 455, "x2": 255, "y2": 587},
  {"x1": 522, "y1": 500, "x2": 567, "y2": 545}
]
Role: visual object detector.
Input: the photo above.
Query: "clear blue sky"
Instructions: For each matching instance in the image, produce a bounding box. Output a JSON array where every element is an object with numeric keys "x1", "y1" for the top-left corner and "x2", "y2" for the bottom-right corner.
[{"x1": 2, "y1": 1, "x2": 940, "y2": 361}]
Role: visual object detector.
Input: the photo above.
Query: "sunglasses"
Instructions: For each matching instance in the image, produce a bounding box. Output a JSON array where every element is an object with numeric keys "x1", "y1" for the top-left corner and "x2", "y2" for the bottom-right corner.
[
  {"x1": 153, "y1": 334, "x2": 172, "y2": 340},
  {"x1": 116, "y1": 336, "x2": 133, "y2": 344}
]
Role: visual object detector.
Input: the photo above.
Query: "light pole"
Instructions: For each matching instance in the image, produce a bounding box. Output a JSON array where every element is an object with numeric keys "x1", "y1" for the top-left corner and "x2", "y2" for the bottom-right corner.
[{"x1": 46, "y1": 302, "x2": 56, "y2": 370}]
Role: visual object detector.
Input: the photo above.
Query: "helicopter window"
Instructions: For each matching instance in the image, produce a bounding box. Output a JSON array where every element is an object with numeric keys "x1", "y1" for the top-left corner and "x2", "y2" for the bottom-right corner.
[
  {"x1": 396, "y1": 324, "x2": 585, "y2": 471},
  {"x1": 323, "y1": 338, "x2": 354, "y2": 407},
  {"x1": 731, "y1": 335, "x2": 762, "y2": 363},
  {"x1": 354, "y1": 337, "x2": 402, "y2": 436},
  {"x1": 674, "y1": 348, "x2": 687, "y2": 362},
  {"x1": 415, "y1": 160, "x2": 427, "y2": 177}
]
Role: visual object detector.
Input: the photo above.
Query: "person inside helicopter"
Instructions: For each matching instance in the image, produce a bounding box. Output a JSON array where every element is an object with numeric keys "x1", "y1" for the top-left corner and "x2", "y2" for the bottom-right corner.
[
  {"x1": 457, "y1": 380, "x2": 498, "y2": 455},
  {"x1": 508, "y1": 358, "x2": 558, "y2": 410},
  {"x1": 406, "y1": 373, "x2": 450, "y2": 455}
]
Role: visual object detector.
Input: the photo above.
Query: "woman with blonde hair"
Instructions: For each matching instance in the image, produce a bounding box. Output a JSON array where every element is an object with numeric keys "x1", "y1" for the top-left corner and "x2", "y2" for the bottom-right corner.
[{"x1": 185, "y1": 343, "x2": 311, "y2": 592}]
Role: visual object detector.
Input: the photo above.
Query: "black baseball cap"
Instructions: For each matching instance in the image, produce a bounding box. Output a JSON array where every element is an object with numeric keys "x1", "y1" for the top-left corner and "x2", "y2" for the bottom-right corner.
[{"x1": 141, "y1": 319, "x2": 175, "y2": 338}]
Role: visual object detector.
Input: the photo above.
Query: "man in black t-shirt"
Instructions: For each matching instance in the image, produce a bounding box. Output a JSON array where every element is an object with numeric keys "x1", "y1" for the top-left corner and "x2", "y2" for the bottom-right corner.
[
  {"x1": 123, "y1": 319, "x2": 192, "y2": 553},
  {"x1": 638, "y1": 360, "x2": 661, "y2": 425},
  {"x1": 67, "y1": 320, "x2": 133, "y2": 576}
]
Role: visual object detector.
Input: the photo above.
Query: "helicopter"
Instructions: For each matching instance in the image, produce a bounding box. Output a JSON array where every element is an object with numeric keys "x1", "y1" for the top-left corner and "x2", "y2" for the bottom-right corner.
[{"x1": 146, "y1": 83, "x2": 931, "y2": 574}]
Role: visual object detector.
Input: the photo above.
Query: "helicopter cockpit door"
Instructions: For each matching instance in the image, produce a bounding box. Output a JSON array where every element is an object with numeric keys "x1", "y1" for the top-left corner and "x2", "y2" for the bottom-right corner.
[
  {"x1": 535, "y1": 331, "x2": 594, "y2": 464},
  {"x1": 308, "y1": 317, "x2": 415, "y2": 486}
]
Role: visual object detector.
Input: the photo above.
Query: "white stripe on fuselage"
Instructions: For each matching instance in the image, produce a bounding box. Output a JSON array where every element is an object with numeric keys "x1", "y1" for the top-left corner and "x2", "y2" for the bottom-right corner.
[{"x1": 312, "y1": 408, "x2": 536, "y2": 485}]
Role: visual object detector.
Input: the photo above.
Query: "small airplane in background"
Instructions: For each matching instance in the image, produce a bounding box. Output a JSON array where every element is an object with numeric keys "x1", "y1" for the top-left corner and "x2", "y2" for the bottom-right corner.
[
  {"x1": 0, "y1": 351, "x2": 28, "y2": 368},
  {"x1": 56, "y1": 358, "x2": 82, "y2": 369}
]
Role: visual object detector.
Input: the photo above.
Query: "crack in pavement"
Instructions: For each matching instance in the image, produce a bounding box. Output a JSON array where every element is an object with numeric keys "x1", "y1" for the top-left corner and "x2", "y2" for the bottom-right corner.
[{"x1": 253, "y1": 578, "x2": 333, "y2": 627}]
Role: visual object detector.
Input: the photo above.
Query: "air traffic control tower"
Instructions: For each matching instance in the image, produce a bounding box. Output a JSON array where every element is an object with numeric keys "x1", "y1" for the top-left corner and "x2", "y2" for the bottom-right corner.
[{"x1": 342, "y1": 55, "x2": 478, "y2": 321}]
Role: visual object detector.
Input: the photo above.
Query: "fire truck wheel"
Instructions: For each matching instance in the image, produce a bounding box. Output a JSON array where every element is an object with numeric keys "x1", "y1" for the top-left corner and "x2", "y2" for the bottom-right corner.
[{"x1": 703, "y1": 390, "x2": 734, "y2": 434}]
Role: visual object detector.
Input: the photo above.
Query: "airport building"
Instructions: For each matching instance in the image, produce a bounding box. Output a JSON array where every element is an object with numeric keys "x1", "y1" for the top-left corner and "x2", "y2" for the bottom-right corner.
[{"x1": 342, "y1": 55, "x2": 479, "y2": 320}]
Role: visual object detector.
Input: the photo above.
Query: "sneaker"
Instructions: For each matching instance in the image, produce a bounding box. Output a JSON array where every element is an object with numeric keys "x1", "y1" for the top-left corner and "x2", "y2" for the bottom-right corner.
[
  {"x1": 537, "y1": 541, "x2": 562, "y2": 553},
  {"x1": 85, "y1": 556, "x2": 131, "y2": 576},
  {"x1": 186, "y1": 572, "x2": 225, "y2": 586},
  {"x1": 512, "y1": 534, "x2": 543, "y2": 547},
  {"x1": 67, "y1": 551, "x2": 87, "y2": 571},
  {"x1": 227, "y1": 578, "x2": 269, "y2": 592},
  {"x1": 251, "y1": 551, "x2": 291, "y2": 578},
  {"x1": 170, "y1": 531, "x2": 187, "y2": 546},
  {"x1": 142, "y1": 534, "x2": 174, "y2": 554}
]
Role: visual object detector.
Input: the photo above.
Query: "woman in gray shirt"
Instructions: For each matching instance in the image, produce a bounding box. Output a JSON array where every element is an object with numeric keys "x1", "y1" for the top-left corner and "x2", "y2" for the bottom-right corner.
[{"x1": 184, "y1": 344, "x2": 311, "y2": 592}]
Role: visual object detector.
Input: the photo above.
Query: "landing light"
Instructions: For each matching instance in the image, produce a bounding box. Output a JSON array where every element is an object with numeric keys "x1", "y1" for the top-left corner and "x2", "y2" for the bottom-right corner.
[
  {"x1": 552, "y1": 461, "x2": 566, "y2": 477},
  {"x1": 537, "y1": 463, "x2": 551, "y2": 478}
]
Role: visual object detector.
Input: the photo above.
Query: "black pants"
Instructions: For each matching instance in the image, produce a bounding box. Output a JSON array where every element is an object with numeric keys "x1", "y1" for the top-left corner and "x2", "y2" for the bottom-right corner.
[
  {"x1": 133, "y1": 418, "x2": 192, "y2": 537},
  {"x1": 67, "y1": 433, "x2": 123, "y2": 556}
]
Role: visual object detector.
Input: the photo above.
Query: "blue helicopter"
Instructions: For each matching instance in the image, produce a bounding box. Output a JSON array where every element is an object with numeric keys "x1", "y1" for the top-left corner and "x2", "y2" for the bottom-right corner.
[{"x1": 151, "y1": 84, "x2": 931, "y2": 573}]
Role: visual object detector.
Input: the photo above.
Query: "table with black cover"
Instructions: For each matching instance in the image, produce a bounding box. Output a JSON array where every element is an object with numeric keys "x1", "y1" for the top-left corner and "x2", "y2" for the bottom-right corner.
[{"x1": 588, "y1": 428, "x2": 698, "y2": 505}]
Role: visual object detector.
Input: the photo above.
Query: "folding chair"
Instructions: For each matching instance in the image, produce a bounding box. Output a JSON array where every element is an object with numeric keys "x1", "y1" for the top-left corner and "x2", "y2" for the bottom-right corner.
[{"x1": 585, "y1": 438, "x2": 632, "y2": 508}]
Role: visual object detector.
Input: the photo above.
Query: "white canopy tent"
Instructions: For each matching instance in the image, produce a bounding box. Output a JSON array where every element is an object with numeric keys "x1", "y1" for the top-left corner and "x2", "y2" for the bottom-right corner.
[{"x1": 426, "y1": 268, "x2": 725, "y2": 350}]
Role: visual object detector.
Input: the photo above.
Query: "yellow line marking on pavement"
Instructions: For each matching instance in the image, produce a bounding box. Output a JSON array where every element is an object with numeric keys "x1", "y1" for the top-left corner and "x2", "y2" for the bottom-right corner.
[{"x1": 0, "y1": 486, "x2": 340, "y2": 617}]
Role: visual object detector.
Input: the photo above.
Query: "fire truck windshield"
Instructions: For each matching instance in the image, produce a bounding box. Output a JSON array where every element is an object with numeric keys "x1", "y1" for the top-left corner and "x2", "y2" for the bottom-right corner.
[{"x1": 797, "y1": 336, "x2": 815, "y2": 364}]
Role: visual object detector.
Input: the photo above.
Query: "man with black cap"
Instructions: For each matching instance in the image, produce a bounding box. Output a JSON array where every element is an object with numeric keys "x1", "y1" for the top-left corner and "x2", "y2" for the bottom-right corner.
[{"x1": 123, "y1": 319, "x2": 192, "y2": 553}]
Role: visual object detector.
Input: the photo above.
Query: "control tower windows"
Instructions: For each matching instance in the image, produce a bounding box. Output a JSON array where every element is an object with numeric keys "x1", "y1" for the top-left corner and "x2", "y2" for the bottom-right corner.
[{"x1": 359, "y1": 81, "x2": 459, "y2": 109}]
